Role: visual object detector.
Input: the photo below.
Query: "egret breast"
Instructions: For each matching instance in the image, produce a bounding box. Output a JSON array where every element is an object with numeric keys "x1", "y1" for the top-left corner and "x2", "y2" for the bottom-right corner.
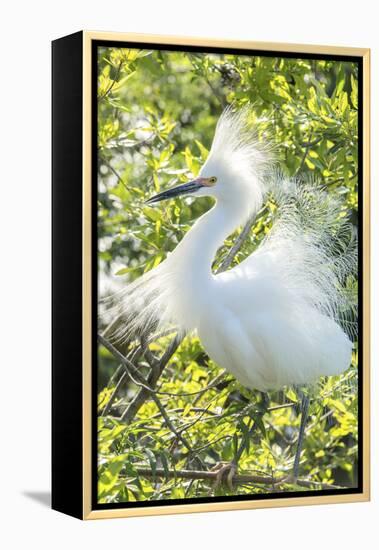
[{"x1": 196, "y1": 282, "x2": 352, "y2": 392}]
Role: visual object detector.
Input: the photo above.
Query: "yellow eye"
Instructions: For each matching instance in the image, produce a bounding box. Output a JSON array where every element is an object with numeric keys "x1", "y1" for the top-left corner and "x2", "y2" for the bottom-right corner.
[{"x1": 209, "y1": 176, "x2": 217, "y2": 185}]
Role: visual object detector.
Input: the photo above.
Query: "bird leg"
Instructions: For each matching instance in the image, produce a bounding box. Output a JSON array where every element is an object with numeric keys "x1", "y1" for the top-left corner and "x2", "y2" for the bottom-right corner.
[{"x1": 292, "y1": 393, "x2": 310, "y2": 480}]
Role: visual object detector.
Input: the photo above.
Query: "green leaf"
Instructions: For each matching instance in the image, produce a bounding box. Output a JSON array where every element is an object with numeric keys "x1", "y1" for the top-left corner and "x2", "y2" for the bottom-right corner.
[
  {"x1": 145, "y1": 449, "x2": 157, "y2": 479},
  {"x1": 195, "y1": 140, "x2": 209, "y2": 161},
  {"x1": 350, "y1": 75, "x2": 358, "y2": 108},
  {"x1": 143, "y1": 206, "x2": 161, "y2": 222},
  {"x1": 339, "y1": 91, "x2": 348, "y2": 115},
  {"x1": 114, "y1": 265, "x2": 143, "y2": 276},
  {"x1": 98, "y1": 454, "x2": 127, "y2": 498}
]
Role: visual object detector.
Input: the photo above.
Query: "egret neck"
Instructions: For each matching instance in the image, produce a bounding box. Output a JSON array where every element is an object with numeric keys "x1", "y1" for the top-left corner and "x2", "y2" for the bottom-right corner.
[{"x1": 171, "y1": 199, "x2": 252, "y2": 283}]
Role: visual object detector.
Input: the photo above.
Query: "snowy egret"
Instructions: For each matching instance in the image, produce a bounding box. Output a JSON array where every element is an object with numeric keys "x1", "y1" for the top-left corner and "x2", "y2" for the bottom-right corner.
[{"x1": 106, "y1": 105, "x2": 356, "y2": 482}]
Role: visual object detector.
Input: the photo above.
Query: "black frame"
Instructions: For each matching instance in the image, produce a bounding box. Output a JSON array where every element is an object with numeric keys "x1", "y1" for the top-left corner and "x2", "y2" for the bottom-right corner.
[{"x1": 52, "y1": 31, "x2": 83, "y2": 519}]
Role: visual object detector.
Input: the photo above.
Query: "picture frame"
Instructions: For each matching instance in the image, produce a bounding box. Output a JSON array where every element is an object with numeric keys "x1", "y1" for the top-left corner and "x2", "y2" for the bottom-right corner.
[{"x1": 52, "y1": 30, "x2": 370, "y2": 520}]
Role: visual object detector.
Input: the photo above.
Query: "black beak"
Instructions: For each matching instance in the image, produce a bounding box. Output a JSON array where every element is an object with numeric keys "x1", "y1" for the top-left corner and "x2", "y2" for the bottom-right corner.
[{"x1": 146, "y1": 179, "x2": 204, "y2": 205}]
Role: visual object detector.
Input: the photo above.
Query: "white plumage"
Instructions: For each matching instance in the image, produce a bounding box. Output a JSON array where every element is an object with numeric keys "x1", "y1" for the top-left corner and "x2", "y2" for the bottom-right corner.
[{"x1": 106, "y1": 105, "x2": 356, "y2": 392}]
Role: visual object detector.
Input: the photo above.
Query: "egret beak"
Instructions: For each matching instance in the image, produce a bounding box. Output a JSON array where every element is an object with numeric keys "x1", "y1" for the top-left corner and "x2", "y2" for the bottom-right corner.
[{"x1": 146, "y1": 178, "x2": 205, "y2": 205}]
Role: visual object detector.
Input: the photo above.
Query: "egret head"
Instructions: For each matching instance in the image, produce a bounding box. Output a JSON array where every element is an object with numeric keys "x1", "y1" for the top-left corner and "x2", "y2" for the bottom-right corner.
[{"x1": 146, "y1": 105, "x2": 270, "y2": 215}]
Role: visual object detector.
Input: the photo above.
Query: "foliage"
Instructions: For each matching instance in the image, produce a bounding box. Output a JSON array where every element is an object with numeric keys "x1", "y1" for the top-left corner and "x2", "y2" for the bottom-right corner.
[{"x1": 97, "y1": 46, "x2": 359, "y2": 503}]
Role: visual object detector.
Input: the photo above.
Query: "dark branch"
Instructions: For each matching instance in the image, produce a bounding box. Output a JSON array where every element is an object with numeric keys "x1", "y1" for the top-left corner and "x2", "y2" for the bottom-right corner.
[{"x1": 127, "y1": 467, "x2": 347, "y2": 490}]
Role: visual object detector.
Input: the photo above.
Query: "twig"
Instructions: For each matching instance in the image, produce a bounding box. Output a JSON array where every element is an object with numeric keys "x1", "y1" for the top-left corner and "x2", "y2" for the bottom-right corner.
[
  {"x1": 100, "y1": 340, "x2": 149, "y2": 416},
  {"x1": 99, "y1": 132, "x2": 156, "y2": 153},
  {"x1": 148, "y1": 407, "x2": 219, "y2": 420},
  {"x1": 296, "y1": 132, "x2": 322, "y2": 176},
  {"x1": 154, "y1": 371, "x2": 226, "y2": 398},
  {"x1": 189, "y1": 55, "x2": 225, "y2": 108},
  {"x1": 98, "y1": 334, "x2": 154, "y2": 393},
  {"x1": 326, "y1": 171, "x2": 357, "y2": 187},
  {"x1": 108, "y1": 364, "x2": 123, "y2": 386},
  {"x1": 216, "y1": 217, "x2": 256, "y2": 273},
  {"x1": 306, "y1": 408, "x2": 334, "y2": 434},
  {"x1": 99, "y1": 61, "x2": 123, "y2": 100},
  {"x1": 102, "y1": 157, "x2": 126, "y2": 186},
  {"x1": 192, "y1": 434, "x2": 232, "y2": 454},
  {"x1": 120, "y1": 335, "x2": 181, "y2": 422},
  {"x1": 268, "y1": 403, "x2": 297, "y2": 412},
  {"x1": 299, "y1": 137, "x2": 323, "y2": 148},
  {"x1": 101, "y1": 370, "x2": 127, "y2": 417},
  {"x1": 294, "y1": 478, "x2": 344, "y2": 490},
  {"x1": 176, "y1": 403, "x2": 215, "y2": 435},
  {"x1": 149, "y1": 394, "x2": 194, "y2": 454}
]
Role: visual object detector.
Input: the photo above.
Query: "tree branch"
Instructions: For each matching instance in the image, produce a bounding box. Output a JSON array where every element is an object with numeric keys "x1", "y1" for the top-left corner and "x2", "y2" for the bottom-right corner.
[
  {"x1": 149, "y1": 393, "x2": 195, "y2": 454},
  {"x1": 98, "y1": 334, "x2": 202, "y2": 461},
  {"x1": 130, "y1": 466, "x2": 284, "y2": 484},
  {"x1": 101, "y1": 369, "x2": 127, "y2": 417},
  {"x1": 126, "y1": 467, "x2": 347, "y2": 490},
  {"x1": 98, "y1": 333, "x2": 153, "y2": 392},
  {"x1": 216, "y1": 216, "x2": 256, "y2": 273}
]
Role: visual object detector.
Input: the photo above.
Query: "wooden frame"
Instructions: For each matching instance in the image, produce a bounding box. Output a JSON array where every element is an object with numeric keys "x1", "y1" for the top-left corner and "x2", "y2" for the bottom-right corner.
[{"x1": 52, "y1": 30, "x2": 370, "y2": 520}]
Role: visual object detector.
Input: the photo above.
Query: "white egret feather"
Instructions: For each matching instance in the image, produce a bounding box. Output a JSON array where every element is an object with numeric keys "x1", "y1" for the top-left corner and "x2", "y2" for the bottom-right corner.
[{"x1": 106, "y1": 105, "x2": 356, "y2": 395}]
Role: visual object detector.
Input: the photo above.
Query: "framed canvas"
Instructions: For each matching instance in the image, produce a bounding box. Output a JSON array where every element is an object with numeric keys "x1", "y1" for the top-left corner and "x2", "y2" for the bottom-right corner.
[{"x1": 52, "y1": 31, "x2": 370, "y2": 520}]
